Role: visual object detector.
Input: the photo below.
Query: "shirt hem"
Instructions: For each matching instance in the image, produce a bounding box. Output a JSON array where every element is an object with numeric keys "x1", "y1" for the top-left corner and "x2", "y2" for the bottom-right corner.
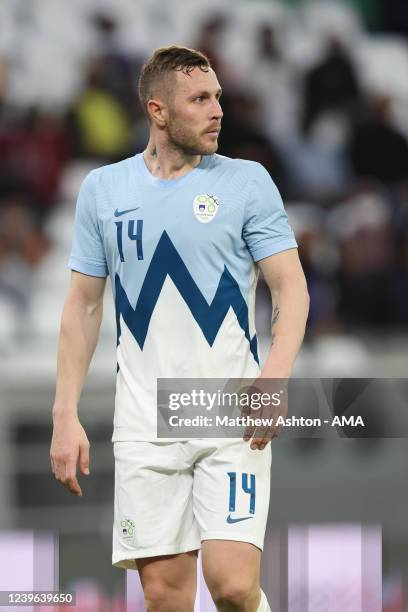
[
  {"x1": 112, "y1": 539, "x2": 201, "y2": 570},
  {"x1": 251, "y1": 239, "x2": 298, "y2": 262},
  {"x1": 200, "y1": 531, "x2": 264, "y2": 551},
  {"x1": 68, "y1": 257, "x2": 108, "y2": 277}
]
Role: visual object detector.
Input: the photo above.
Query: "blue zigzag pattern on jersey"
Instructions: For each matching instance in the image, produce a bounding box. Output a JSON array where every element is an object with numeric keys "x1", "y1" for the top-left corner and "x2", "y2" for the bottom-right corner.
[{"x1": 114, "y1": 231, "x2": 259, "y2": 363}]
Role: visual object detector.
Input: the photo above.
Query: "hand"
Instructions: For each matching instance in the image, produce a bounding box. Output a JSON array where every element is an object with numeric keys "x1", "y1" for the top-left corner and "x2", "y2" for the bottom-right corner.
[
  {"x1": 241, "y1": 378, "x2": 288, "y2": 450},
  {"x1": 50, "y1": 414, "x2": 90, "y2": 496}
]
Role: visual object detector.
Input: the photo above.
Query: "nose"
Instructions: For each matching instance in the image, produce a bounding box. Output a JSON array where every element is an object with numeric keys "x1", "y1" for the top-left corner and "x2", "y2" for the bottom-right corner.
[{"x1": 211, "y1": 98, "x2": 223, "y2": 120}]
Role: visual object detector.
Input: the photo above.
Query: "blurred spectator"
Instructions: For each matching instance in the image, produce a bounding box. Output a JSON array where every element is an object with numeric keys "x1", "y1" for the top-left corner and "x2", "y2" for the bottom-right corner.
[
  {"x1": 65, "y1": 13, "x2": 142, "y2": 162},
  {"x1": 287, "y1": 203, "x2": 339, "y2": 333},
  {"x1": 0, "y1": 108, "x2": 70, "y2": 215},
  {"x1": 246, "y1": 23, "x2": 301, "y2": 141},
  {"x1": 348, "y1": 95, "x2": 408, "y2": 187},
  {"x1": 218, "y1": 91, "x2": 288, "y2": 196},
  {"x1": 275, "y1": 35, "x2": 361, "y2": 202},
  {"x1": 280, "y1": 123, "x2": 352, "y2": 203},
  {"x1": 301, "y1": 37, "x2": 361, "y2": 136},
  {"x1": 329, "y1": 188, "x2": 395, "y2": 326},
  {"x1": 89, "y1": 12, "x2": 144, "y2": 124},
  {"x1": 195, "y1": 14, "x2": 230, "y2": 80},
  {"x1": 66, "y1": 58, "x2": 133, "y2": 161},
  {"x1": 0, "y1": 187, "x2": 49, "y2": 343}
]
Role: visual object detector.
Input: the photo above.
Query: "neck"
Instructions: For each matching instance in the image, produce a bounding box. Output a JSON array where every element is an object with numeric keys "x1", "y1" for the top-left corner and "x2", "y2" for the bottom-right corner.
[{"x1": 144, "y1": 136, "x2": 202, "y2": 180}]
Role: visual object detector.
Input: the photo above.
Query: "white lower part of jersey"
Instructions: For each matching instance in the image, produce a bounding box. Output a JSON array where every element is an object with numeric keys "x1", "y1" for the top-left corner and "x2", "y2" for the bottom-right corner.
[
  {"x1": 112, "y1": 438, "x2": 272, "y2": 570},
  {"x1": 113, "y1": 275, "x2": 260, "y2": 441}
]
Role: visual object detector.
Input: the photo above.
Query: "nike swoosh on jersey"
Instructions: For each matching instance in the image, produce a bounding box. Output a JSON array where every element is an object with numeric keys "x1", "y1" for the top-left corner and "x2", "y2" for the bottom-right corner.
[
  {"x1": 226, "y1": 514, "x2": 254, "y2": 524},
  {"x1": 114, "y1": 207, "x2": 140, "y2": 217}
]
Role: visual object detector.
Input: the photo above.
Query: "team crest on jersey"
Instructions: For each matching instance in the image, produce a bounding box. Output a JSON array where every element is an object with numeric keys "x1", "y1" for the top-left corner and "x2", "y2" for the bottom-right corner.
[{"x1": 193, "y1": 194, "x2": 219, "y2": 223}]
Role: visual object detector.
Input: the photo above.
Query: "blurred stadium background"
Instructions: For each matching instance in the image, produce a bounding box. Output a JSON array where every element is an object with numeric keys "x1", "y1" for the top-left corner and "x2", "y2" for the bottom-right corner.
[{"x1": 0, "y1": 0, "x2": 408, "y2": 610}]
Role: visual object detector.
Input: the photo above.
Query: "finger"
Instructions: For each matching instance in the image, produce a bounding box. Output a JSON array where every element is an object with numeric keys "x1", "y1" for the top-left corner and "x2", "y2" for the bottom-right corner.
[
  {"x1": 250, "y1": 431, "x2": 264, "y2": 449},
  {"x1": 255, "y1": 439, "x2": 271, "y2": 450},
  {"x1": 62, "y1": 477, "x2": 82, "y2": 497},
  {"x1": 62, "y1": 460, "x2": 82, "y2": 495},
  {"x1": 53, "y1": 462, "x2": 82, "y2": 495},
  {"x1": 53, "y1": 459, "x2": 65, "y2": 482},
  {"x1": 243, "y1": 424, "x2": 256, "y2": 442},
  {"x1": 250, "y1": 427, "x2": 275, "y2": 449},
  {"x1": 259, "y1": 424, "x2": 283, "y2": 447},
  {"x1": 78, "y1": 443, "x2": 90, "y2": 476},
  {"x1": 250, "y1": 417, "x2": 273, "y2": 445},
  {"x1": 64, "y1": 461, "x2": 81, "y2": 494},
  {"x1": 253, "y1": 424, "x2": 273, "y2": 443}
]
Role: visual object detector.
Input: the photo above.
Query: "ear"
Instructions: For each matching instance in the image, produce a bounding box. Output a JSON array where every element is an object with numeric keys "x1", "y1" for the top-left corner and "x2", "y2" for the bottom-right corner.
[{"x1": 147, "y1": 98, "x2": 167, "y2": 128}]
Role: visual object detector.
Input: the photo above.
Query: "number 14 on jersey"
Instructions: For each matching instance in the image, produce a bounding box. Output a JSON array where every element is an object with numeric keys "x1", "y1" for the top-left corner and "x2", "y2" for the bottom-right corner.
[{"x1": 115, "y1": 220, "x2": 144, "y2": 262}]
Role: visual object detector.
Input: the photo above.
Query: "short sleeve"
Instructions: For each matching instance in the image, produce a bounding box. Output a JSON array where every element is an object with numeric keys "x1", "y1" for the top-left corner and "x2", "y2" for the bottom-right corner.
[
  {"x1": 68, "y1": 171, "x2": 109, "y2": 277},
  {"x1": 242, "y1": 163, "x2": 297, "y2": 262}
]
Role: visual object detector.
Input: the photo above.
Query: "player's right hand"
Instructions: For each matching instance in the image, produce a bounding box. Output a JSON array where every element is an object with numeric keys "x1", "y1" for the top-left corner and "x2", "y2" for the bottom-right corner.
[{"x1": 50, "y1": 415, "x2": 90, "y2": 496}]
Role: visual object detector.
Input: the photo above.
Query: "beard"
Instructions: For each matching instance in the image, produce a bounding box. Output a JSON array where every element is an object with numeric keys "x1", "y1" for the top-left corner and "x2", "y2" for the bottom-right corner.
[{"x1": 166, "y1": 112, "x2": 219, "y2": 156}]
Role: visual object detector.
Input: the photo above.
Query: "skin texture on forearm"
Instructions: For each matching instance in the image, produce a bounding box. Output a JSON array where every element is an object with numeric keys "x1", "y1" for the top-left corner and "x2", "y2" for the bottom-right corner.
[
  {"x1": 53, "y1": 295, "x2": 103, "y2": 418},
  {"x1": 261, "y1": 280, "x2": 309, "y2": 378},
  {"x1": 259, "y1": 250, "x2": 309, "y2": 379},
  {"x1": 51, "y1": 272, "x2": 106, "y2": 495}
]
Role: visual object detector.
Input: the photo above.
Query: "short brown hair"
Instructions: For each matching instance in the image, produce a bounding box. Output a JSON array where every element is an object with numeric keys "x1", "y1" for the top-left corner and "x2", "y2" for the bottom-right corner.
[{"x1": 138, "y1": 45, "x2": 211, "y2": 117}]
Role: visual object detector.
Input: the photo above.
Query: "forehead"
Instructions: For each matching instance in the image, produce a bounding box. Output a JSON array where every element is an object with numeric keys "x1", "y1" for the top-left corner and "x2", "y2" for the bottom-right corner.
[{"x1": 173, "y1": 66, "x2": 221, "y2": 95}]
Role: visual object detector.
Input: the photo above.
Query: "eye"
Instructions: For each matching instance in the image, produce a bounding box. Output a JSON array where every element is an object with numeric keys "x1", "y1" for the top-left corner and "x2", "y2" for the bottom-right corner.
[{"x1": 194, "y1": 96, "x2": 205, "y2": 102}]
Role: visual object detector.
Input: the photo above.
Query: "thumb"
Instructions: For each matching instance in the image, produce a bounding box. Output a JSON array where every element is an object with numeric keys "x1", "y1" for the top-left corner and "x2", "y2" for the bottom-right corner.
[{"x1": 79, "y1": 443, "x2": 90, "y2": 475}]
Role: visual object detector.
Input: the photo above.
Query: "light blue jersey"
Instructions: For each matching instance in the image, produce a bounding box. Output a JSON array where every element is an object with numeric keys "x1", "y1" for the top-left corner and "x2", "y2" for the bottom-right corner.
[{"x1": 69, "y1": 153, "x2": 297, "y2": 440}]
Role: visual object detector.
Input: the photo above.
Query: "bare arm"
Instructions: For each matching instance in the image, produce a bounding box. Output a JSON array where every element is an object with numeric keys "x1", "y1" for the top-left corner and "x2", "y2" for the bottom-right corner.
[
  {"x1": 258, "y1": 248, "x2": 309, "y2": 378},
  {"x1": 50, "y1": 270, "x2": 107, "y2": 496},
  {"x1": 243, "y1": 249, "x2": 309, "y2": 450}
]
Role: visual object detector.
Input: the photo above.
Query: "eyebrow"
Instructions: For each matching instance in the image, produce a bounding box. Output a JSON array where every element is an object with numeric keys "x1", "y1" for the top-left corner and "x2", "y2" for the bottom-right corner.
[{"x1": 189, "y1": 88, "x2": 223, "y2": 98}]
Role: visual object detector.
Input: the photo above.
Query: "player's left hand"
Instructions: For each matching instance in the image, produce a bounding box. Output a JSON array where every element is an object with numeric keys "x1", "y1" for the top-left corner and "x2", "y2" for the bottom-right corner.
[{"x1": 241, "y1": 378, "x2": 288, "y2": 450}]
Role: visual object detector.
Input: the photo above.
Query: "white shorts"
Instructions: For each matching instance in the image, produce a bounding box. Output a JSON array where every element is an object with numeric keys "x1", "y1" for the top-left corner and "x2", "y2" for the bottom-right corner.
[{"x1": 112, "y1": 439, "x2": 272, "y2": 570}]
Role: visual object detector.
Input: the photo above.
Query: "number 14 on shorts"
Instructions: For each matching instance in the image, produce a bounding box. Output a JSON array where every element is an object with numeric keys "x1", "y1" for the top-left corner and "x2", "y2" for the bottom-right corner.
[{"x1": 227, "y1": 472, "x2": 256, "y2": 523}]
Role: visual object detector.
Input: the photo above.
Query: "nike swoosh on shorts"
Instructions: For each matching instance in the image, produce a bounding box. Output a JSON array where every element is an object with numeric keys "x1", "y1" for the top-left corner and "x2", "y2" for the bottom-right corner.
[
  {"x1": 114, "y1": 207, "x2": 140, "y2": 217},
  {"x1": 226, "y1": 514, "x2": 254, "y2": 524}
]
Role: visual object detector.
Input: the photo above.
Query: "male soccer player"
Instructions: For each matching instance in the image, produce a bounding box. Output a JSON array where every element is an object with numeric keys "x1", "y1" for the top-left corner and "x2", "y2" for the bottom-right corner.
[{"x1": 51, "y1": 46, "x2": 309, "y2": 612}]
